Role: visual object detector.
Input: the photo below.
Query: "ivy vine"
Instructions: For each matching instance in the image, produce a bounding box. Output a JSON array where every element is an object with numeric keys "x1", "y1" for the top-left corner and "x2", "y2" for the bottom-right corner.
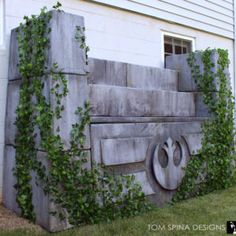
[
  {"x1": 15, "y1": 6, "x2": 52, "y2": 220},
  {"x1": 174, "y1": 48, "x2": 236, "y2": 201},
  {"x1": 14, "y1": 4, "x2": 151, "y2": 225},
  {"x1": 75, "y1": 26, "x2": 90, "y2": 65}
]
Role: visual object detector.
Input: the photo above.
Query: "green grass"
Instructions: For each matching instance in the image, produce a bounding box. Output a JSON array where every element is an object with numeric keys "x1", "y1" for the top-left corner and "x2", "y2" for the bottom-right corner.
[{"x1": 2, "y1": 186, "x2": 236, "y2": 236}]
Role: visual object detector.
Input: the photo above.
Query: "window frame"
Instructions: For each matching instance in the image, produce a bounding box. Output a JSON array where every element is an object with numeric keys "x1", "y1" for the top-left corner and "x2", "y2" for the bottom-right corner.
[{"x1": 161, "y1": 31, "x2": 195, "y2": 68}]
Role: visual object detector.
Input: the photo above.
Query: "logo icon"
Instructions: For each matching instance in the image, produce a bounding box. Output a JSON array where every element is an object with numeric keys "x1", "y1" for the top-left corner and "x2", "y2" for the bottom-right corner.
[{"x1": 227, "y1": 221, "x2": 236, "y2": 234}]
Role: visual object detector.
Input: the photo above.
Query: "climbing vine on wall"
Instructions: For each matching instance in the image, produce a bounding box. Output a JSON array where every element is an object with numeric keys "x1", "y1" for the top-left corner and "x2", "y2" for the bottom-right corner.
[
  {"x1": 75, "y1": 26, "x2": 90, "y2": 65},
  {"x1": 15, "y1": 3, "x2": 151, "y2": 224},
  {"x1": 173, "y1": 48, "x2": 236, "y2": 201}
]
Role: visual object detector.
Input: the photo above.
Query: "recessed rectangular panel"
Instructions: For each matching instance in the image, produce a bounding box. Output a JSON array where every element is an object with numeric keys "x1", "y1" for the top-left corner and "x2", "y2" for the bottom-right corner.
[{"x1": 101, "y1": 137, "x2": 151, "y2": 166}]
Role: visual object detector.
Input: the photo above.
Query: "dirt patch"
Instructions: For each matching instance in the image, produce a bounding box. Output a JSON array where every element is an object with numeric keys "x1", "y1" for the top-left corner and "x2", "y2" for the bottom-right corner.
[{"x1": 0, "y1": 204, "x2": 44, "y2": 232}]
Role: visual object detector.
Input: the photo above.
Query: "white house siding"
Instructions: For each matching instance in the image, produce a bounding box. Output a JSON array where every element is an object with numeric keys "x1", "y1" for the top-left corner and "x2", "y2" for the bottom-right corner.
[
  {"x1": 0, "y1": 49, "x2": 8, "y2": 202},
  {"x1": 0, "y1": 0, "x2": 234, "y2": 201},
  {"x1": 86, "y1": 0, "x2": 234, "y2": 39}
]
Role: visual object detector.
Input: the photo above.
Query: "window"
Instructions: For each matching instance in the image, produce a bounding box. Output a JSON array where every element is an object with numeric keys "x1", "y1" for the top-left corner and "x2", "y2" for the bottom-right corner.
[{"x1": 162, "y1": 32, "x2": 194, "y2": 67}]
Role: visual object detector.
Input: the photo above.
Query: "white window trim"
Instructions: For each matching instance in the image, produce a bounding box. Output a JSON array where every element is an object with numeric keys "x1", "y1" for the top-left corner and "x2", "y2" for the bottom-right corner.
[{"x1": 161, "y1": 31, "x2": 195, "y2": 68}]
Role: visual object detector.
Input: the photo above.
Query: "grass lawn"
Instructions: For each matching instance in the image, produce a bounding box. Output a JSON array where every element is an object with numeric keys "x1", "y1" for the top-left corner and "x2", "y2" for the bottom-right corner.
[{"x1": 1, "y1": 186, "x2": 236, "y2": 236}]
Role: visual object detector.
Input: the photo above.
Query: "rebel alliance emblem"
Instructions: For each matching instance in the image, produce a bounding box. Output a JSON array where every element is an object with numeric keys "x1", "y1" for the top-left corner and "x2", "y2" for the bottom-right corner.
[{"x1": 152, "y1": 137, "x2": 188, "y2": 190}]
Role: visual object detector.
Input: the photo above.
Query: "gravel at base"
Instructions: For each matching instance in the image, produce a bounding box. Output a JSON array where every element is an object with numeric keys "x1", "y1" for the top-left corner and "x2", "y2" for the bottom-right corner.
[{"x1": 0, "y1": 204, "x2": 43, "y2": 232}]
